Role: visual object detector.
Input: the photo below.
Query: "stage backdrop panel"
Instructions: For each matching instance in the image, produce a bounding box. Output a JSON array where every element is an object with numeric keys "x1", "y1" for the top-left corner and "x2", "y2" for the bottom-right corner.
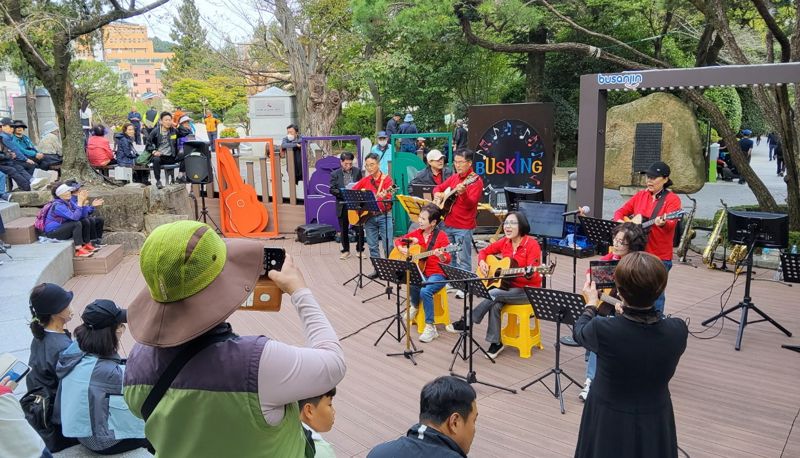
[{"x1": 467, "y1": 103, "x2": 555, "y2": 203}]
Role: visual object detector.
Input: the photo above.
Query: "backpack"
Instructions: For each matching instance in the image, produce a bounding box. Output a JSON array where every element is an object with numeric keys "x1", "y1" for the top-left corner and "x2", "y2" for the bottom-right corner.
[{"x1": 34, "y1": 201, "x2": 55, "y2": 233}]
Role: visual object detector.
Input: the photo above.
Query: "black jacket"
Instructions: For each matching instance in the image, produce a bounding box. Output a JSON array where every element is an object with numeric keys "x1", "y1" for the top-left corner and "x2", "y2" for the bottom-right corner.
[
  {"x1": 367, "y1": 423, "x2": 467, "y2": 458},
  {"x1": 329, "y1": 166, "x2": 363, "y2": 215},
  {"x1": 454, "y1": 126, "x2": 468, "y2": 149},
  {"x1": 408, "y1": 166, "x2": 453, "y2": 193},
  {"x1": 145, "y1": 126, "x2": 178, "y2": 156}
]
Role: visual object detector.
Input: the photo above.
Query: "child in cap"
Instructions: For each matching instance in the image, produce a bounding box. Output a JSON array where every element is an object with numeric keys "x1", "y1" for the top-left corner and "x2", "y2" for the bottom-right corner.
[{"x1": 299, "y1": 387, "x2": 337, "y2": 458}]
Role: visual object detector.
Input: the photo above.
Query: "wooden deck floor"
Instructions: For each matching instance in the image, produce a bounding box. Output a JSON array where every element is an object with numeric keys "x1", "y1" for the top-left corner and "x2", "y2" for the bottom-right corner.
[{"x1": 64, "y1": 240, "x2": 800, "y2": 457}]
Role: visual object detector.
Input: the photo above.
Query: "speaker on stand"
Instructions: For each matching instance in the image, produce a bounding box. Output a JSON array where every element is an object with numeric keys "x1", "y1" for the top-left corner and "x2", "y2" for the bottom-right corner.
[{"x1": 183, "y1": 140, "x2": 221, "y2": 233}]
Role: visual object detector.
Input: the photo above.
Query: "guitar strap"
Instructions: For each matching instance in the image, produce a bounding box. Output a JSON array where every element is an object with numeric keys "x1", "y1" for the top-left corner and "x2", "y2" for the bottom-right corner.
[
  {"x1": 427, "y1": 227, "x2": 440, "y2": 252},
  {"x1": 649, "y1": 189, "x2": 669, "y2": 221}
]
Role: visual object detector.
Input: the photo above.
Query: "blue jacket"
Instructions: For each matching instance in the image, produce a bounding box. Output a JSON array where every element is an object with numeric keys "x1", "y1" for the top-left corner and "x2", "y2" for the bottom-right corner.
[
  {"x1": 13, "y1": 135, "x2": 38, "y2": 159},
  {"x1": 371, "y1": 144, "x2": 393, "y2": 175},
  {"x1": 0, "y1": 132, "x2": 24, "y2": 161},
  {"x1": 43, "y1": 199, "x2": 92, "y2": 233},
  {"x1": 114, "y1": 133, "x2": 137, "y2": 166},
  {"x1": 56, "y1": 341, "x2": 145, "y2": 445}
]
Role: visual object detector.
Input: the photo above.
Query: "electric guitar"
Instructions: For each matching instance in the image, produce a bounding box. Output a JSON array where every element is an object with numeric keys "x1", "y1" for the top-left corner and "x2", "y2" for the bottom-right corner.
[
  {"x1": 347, "y1": 184, "x2": 398, "y2": 226},
  {"x1": 434, "y1": 173, "x2": 480, "y2": 215},
  {"x1": 479, "y1": 255, "x2": 557, "y2": 290},
  {"x1": 389, "y1": 242, "x2": 461, "y2": 272},
  {"x1": 623, "y1": 210, "x2": 686, "y2": 230}
]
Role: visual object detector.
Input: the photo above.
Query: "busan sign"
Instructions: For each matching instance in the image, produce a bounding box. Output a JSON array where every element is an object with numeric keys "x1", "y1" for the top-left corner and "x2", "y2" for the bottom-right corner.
[{"x1": 597, "y1": 73, "x2": 643, "y2": 90}]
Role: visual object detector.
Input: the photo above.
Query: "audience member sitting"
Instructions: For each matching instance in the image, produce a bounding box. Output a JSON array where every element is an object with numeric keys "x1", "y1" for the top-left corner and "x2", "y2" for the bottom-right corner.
[
  {"x1": 145, "y1": 112, "x2": 181, "y2": 189},
  {"x1": 123, "y1": 221, "x2": 346, "y2": 457},
  {"x1": 368, "y1": 376, "x2": 477, "y2": 458},
  {"x1": 574, "y1": 252, "x2": 689, "y2": 458},
  {"x1": 38, "y1": 121, "x2": 62, "y2": 157},
  {"x1": 0, "y1": 117, "x2": 40, "y2": 179},
  {"x1": 1, "y1": 376, "x2": 51, "y2": 458},
  {"x1": 86, "y1": 125, "x2": 115, "y2": 167},
  {"x1": 43, "y1": 183, "x2": 104, "y2": 257},
  {"x1": 114, "y1": 124, "x2": 148, "y2": 184},
  {"x1": 299, "y1": 388, "x2": 337, "y2": 458},
  {"x1": 12, "y1": 120, "x2": 61, "y2": 170},
  {"x1": 20, "y1": 283, "x2": 79, "y2": 453},
  {"x1": 56, "y1": 300, "x2": 149, "y2": 455}
]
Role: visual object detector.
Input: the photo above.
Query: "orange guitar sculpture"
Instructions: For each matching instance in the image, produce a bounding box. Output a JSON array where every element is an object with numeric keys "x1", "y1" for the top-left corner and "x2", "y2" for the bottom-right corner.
[{"x1": 217, "y1": 146, "x2": 269, "y2": 235}]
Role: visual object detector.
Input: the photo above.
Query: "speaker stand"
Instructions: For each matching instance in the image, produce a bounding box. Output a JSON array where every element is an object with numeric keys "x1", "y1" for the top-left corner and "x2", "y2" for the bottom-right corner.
[{"x1": 190, "y1": 184, "x2": 222, "y2": 233}]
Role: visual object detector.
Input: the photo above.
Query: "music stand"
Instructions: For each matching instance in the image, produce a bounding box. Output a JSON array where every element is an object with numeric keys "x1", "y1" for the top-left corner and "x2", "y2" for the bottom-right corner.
[
  {"x1": 579, "y1": 216, "x2": 617, "y2": 255},
  {"x1": 519, "y1": 201, "x2": 566, "y2": 289},
  {"x1": 372, "y1": 257, "x2": 424, "y2": 364},
  {"x1": 441, "y1": 264, "x2": 516, "y2": 394},
  {"x1": 342, "y1": 189, "x2": 381, "y2": 294},
  {"x1": 520, "y1": 287, "x2": 585, "y2": 414},
  {"x1": 702, "y1": 212, "x2": 792, "y2": 350},
  {"x1": 780, "y1": 253, "x2": 800, "y2": 353}
]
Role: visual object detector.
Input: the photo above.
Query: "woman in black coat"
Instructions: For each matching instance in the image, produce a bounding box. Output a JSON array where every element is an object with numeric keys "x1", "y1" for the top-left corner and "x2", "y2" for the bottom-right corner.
[
  {"x1": 574, "y1": 252, "x2": 688, "y2": 458},
  {"x1": 114, "y1": 123, "x2": 148, "y2": 184}
]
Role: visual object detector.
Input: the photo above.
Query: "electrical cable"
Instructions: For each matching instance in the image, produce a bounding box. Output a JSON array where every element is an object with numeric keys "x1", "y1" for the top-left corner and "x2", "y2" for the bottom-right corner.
[
  {"x1": 781, "y1": 404, "x2": 800, "y2": 457},
  {"x1": 339, "y1": 313, "x2": 394, "y2": 341}
]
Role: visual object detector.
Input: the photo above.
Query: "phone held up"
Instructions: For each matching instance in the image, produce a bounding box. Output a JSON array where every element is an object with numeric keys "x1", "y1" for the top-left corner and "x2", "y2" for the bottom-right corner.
[
  {"x1": 0, "y1": 353, "x2": 31, "y2": 384},
  {"x1": 241, "y1": 248, "x2": 286, "y2": 312}
]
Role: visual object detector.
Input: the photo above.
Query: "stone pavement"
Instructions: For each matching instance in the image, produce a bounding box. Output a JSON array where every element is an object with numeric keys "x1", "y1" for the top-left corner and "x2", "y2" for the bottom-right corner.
[{"x1": 550, "y1": 136, "x2": 790, "y2": 220}]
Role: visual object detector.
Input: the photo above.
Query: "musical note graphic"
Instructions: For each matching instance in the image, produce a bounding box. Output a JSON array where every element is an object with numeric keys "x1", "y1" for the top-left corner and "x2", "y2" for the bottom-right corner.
[
  {"x1": 527, "y1": 134, "x2": 539, "y2": 147},
  {"x1": 504, "y1": 122, "x2": 512, "y2": 136},
  {"x1": 479, "y1": 139, "x2": 492, "y2": 150},
  {"x1": 529, "y1": 151, "x2": 544, "y2": 159},
  {"x1": 492, "y1": 127, "x2": 500, "y2": 140},
  {"x1": 529, "y1": 176, "x2": 542, "y2": 186},
  {"x1": 519, "y1": 128, "x2": 530, "y2": 139}
]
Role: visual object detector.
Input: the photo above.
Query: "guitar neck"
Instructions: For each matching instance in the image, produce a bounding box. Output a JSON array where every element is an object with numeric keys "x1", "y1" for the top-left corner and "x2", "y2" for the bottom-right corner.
[
  {"x1": 600, "y1": 293, "x2": 622, "y2": 307},
  {"x1": 501, "y1": 267, "x2": 529, "y2": 275}
]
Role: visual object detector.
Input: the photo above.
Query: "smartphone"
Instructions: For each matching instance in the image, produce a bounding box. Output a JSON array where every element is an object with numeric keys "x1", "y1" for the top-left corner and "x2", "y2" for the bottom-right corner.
[
  {"x1": 263, "y1": 248, "x2": 286, "y2": 274},
  {"x1": 589, "y1": 260, "x2": 618, "y2": 289},
  {"x1": 2, "y1": 360, "x2": 31, "y2": 383}
]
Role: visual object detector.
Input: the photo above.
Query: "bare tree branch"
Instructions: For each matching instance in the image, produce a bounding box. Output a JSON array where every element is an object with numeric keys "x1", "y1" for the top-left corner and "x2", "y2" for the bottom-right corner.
[
  {"x1": 750, "y1": 0, "x2": 790, "y2": 62},
  {"x1": 0, "y1": 0, "x2": 52, "y2": 75},
  {"x1": 69, "y1": 0, "x2": 171, "y2": 38}
]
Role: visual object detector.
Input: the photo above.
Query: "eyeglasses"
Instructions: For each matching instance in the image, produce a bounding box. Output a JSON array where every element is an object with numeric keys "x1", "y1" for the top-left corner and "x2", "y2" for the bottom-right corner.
[
  {"x1": 503, "y1": 221, "x2": 519, "y2": 226},
  {"x1": 612, "y1": 238, "x2": 628, "y2": 246}
]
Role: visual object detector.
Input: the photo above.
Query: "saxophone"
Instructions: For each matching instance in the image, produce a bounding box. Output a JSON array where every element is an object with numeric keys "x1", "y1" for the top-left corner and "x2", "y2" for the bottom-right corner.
[
  {"x1": 677, "y1": 195, "x2": 696, "y2": 262},
  {"x1": 702, "y1": 200, "x2": 728, "y2": 267}
]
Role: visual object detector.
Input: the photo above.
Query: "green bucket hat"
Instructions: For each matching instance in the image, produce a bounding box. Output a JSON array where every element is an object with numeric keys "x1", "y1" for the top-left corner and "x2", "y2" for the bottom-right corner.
[{"x1": 128, "y1": 220, "x2": 263, "y2": 347}]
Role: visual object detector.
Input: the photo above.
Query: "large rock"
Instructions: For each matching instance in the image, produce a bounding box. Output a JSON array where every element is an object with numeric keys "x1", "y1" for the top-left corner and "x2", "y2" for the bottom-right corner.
[
  {"x1": 88, "y1": 186, "x2": 148, "y2": 232},
  {"x1": 9, "y1": 190, "x2": 51, "y2": 207},
  {"x1": 605, "y1": 93, "x2": 705, "y2": 193},
  {"x1": 102, "y1": 231, "x2": 146, "y2": 254},
  {"x1": 145, "y1": 214, "x2": 188, "y2": 234},
  {"x1": 146, "y1": 184, "x2": 193, "y2": 216}
]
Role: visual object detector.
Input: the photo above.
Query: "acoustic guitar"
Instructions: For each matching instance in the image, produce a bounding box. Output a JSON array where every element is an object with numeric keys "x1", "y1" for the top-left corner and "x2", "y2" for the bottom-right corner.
[
  {"x1": 218, "y1": 148, "x2": 268, "y2": 234},
  {"x1": 347, "y1": 184, "x2": 398, "y2": 226},
  {"x1": 623, "y1": 210, "x2": 685, "y2": 230},
  {"x1": 434, "y1": 173, "x2": 480, "y2": 215},
  {"x1": 479, "y1": 255, "x2": 557, "y2": 290},
  {"x1": 389, "y1": 242, "x2": 461, "y2": 272},
  {"x1": 597, "y1": 289, "x2": 623, "y2": 317}
]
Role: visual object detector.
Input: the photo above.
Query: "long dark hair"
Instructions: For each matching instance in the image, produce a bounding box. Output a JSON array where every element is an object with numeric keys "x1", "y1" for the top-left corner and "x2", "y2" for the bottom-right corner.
[{"x1": 74, "y1": 324, "x2": 119, "y2": 358}]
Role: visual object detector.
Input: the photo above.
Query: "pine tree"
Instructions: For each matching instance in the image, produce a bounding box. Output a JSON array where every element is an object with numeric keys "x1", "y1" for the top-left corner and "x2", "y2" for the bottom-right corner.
[{"x1": 163, "y1": 0, "x2": 208, "y2": 86}]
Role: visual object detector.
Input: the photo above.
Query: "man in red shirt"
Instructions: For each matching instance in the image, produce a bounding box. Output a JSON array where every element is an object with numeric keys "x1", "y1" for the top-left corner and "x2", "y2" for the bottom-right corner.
[
  {"x1": 613, "y1": 161, "x2": 681, "y2": 314},
  {"x1": 354, "y1": 152, "x2": 394, "y2": 279},
  {"x1": 433, "y1": 149, "x2": 483, "y2": 297}
]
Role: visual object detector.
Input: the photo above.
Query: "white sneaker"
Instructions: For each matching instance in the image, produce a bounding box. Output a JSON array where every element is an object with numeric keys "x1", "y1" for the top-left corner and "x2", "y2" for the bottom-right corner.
[
  {"x1": 455, "y1": 290, "x2": 465, "y2": 299},
  {"x1": 407, "y1": 306, "x2": 418, "y2": 320},
  {"x1": 339, "y1": 251, "x2": 351, "y2": 260},
  {"x1": 578, "y1": 378, "x2": 591, "y2": 402},
  {"x1": 30, "y1": 177, "x2": 47, "y2": 190},
  {"x1": 419, "y1": 324, "x2": 439, "y2": 343}
]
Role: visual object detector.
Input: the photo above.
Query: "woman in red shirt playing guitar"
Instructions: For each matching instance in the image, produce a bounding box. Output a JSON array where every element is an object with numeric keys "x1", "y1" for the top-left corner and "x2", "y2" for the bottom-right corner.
[
  {"x1": 452, "y1": 211, "x2": 541, "y2": 359},
  {"x1": 395, "y1": 204, "x2": 452, "y2": 343}
]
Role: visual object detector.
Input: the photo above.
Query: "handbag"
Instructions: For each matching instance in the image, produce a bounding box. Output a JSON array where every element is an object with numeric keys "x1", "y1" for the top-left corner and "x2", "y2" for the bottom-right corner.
[
  {"x1": 20, "y1": 387, "x2": 78, "y2": 452},
  {"x1": 135, "y1": 150, "x2": 152, "y2": 166}
]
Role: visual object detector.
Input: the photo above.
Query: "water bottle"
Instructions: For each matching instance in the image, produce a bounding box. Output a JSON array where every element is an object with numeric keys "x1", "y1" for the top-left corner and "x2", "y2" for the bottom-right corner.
[
  {"x1": 792, "y1": 244, "x2": 798, "y2": 255},
  {"x1": 761, "y1": 247, "x2": 770, "y2": 261}
]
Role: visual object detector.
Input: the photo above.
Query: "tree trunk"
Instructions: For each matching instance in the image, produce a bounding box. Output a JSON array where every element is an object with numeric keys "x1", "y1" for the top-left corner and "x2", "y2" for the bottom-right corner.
[
  {"x1": 524, "y1": 27, "x2": 547, "y2": 102},
  {"x1": 776, "y1": 85, "x2": 800, "y2": 228},
  {"x1": 23, "y1": 80, "x2": 39, "y2": 142},
  {"x1": 368, "y1": 79, "x2": 383, "y2": 134}
]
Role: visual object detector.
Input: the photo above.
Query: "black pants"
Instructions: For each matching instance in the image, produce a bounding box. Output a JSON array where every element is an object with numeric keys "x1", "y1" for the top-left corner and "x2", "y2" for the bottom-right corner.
[
  {"x1": 293, "y1": 148, "x2": 303, "y2": 184},
  {"x1": 777, "y1": 156, "x2": 784, "y2": 174},
  {"x1": 337, "y1": 207, "x2": 364, "y2": 253},
  {"x1": 151, "y1": 153, "x2": 184, "y2": 181},
  {"x1": 18, "y1": 159, "x2": 35, "y2": 175},
  {"x1": 46, "y1": 220, "x2": 90, "y2": 245},
  {"x1": 0, "y1": 161, "x2": 32, "y2": 190},
  {"x1": 35, "y1": 154, "x2": 62, "y2": 170},
  {"x1": 92, "y1": 438, "x2": 151, "y2": 455},
  {"x1": 85, "y1": 216, "x2": 104, "y2": 240}
]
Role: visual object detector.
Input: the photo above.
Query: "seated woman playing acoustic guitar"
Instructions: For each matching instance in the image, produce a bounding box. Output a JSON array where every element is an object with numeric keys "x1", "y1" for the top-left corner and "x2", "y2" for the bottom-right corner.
[
  {"x1": 451, "y1": 211, "x2": 542, "y2": 359},
  {"x1": 394, "y1": 204, "x2": 452, "y2": 343},
  {"x1": 579, "y1": 222, "x2": 647, "y2": 402}
]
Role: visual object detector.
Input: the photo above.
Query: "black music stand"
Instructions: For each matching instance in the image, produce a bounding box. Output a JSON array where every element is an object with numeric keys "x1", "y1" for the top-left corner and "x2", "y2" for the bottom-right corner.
[
  {"x1": 780, "y1": 253, "x2": 800, "y2": 353},
  {"x1": 520, "y1": 287, "x2": 585, "y2": 414},
  {"x1": 701, "y1": 217, "x2": 792, "y2": 350},
  {"x1": 372, "y1": 257, "x2": 424, "y2": 363},
  {"x1": 342, "y1": 189, "x2": 381, "y2": 295},
  {"x1": 441, "y1": 264, "x2": 516, "y2": 394},
  {"x1": 579, "y1": 216, "x2": 617, "y2": 255}
]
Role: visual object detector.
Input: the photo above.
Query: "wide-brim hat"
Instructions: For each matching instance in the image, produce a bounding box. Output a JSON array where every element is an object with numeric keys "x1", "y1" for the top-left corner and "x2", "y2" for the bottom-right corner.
[
  {"x1": 12, "y1": 119, "x2": 27, "y2": 129},
  {"x1": 41, "y1": 121, "x2": 58, "y2": 135},
  {"x1": 128, "y1": 221, "x2": 263, "y2": 348},
  {"x1": 404, "y1": 114, "x2": 414, "y2": 122}
]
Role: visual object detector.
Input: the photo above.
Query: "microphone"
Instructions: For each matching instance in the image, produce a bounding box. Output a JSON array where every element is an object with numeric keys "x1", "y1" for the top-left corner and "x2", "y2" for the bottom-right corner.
[{"x1": 563, "y1": 206, "x2": 590, "y2": 217}]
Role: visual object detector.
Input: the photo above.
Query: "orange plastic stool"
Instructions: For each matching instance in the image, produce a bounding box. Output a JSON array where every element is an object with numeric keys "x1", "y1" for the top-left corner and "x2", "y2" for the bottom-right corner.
[
  {"x1": 415, "y1": 289, "x2": 451, "y2": 333},
  {"x1": 500, "y1": 303, "x2": 544, "y2": 358}
]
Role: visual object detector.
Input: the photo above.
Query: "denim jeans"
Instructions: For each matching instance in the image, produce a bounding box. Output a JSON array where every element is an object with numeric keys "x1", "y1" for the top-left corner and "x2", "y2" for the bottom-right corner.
[
  {"x1": 586, "y1": 351, "x2": 597, "y2": 381},
  {"x1": 208, "y1": 131, "x2": 217, "y2": 152},
  {"x1": 442, "y1": 225, "x2": 474, "y2": 273},
  {"x1": 410, "y1": 274, "x2": 447, "y2": 324},
  {"x1": 654, "y1": 260, "x2": 672, "y2": 315},
  {"x1": 364, "y1": 213, "x2": 393, "y2": 259},
  {"x1": 472, "y1": 288, "x2": 528, "y2": 344}
]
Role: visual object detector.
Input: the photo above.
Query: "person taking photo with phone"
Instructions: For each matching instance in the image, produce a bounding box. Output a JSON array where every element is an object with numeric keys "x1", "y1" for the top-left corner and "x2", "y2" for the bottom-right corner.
[{"x1": 123, "y1": 220, "x2": 346, "y2": 457}]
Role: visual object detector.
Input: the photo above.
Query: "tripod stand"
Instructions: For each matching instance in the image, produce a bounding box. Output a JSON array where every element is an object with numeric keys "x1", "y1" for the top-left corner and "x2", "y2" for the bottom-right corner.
[
  {"x1": 442, "y1": 265, "x2": 516, "y2": 394},
  {"x1": 521, "y1": 287, "x2": 585, "y2": 414},
  {"x1": 702, "y1": 230, "x2": 792, "y2": 350},
  {"x1": 372, "y1": 257, "x2": 424, "y2": 365},
  {"x1": 190, "y1": 183, "x2": 222, "y2": 233},
  {"x1": 362, "y1": 210, "x2": 400, "y2": 304},
  {"x1": 342, "y1": 189, "x2": 381, "y2": 294}
]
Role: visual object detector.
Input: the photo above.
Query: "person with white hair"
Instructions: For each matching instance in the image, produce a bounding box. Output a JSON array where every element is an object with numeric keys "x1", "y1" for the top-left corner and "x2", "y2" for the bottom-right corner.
[{"x1": 38, "y1": 121, "x2": 62, "y2": 157}]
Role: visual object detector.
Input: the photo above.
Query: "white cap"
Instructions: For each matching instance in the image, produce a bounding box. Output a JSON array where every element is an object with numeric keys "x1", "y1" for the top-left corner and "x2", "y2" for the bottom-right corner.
[
  {"x1": 427, "y1": 149, "x2": 444, "y2": 161},
  {"x1": 179, "y1": 115, "x2": 192, "y2": 124},
  {"x1": 55, "y1": 184, "x2": 76, "y2": 196}
]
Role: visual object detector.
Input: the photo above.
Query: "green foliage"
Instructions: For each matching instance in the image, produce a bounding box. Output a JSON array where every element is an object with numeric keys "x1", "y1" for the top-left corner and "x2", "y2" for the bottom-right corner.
[
  {"x1": 737, "y1": 88, "x2": 769, "y2": 134},
  {"x1": 220, "y1": 127, "x2": 239, "y2": 138},
  {"x1": 224, "y1": 103, "x2": 249, "y2": 127},
  {"x1": 702, "y1": 88, "x2": 742, "y2": 133},
  {"x1": 162, "y1": 0, "x2": 209, "y2": 86},
  {"x1": 166, "y1": 76, "x2": 246, "y2": 117},
  {"x1": 70, "y1": 60, "x2": 130, "y2": 126},
  {"x1": 333, "y1": 101, "x2": 377, "y2": 138},
  {"x1": 152, "y1": 37, "x2": 176, "y2": 53}
]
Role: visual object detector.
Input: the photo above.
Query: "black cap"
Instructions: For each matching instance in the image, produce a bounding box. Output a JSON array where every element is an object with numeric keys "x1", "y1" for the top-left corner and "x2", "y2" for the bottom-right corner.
[
  {"x1": 82, "y1": 299, "x2": 127, "y2": 330},
  {"x1": 11, "y1": 119, "x2": 27, "y2": 129},
  {"x1": 30, "y1": 283, "x2": 73, "y2": 316},
  {"x1": 641, "y1": 161, "x2": 670, "y2": 178},
  {"x1": 0, "y1": 117, "x2": 13, "y2": 126}
]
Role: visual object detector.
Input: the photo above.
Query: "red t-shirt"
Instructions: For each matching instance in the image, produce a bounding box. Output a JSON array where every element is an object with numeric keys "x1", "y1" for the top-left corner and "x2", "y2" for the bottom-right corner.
[
  {"x1": 613, "y1": 189, "x2": 681, "y2": 261},
  {"x1": 353, "y1": 172, "x2": 394, "y2": 213},
  {"x1": 395, "y1": 228, "x2": 452, "y2": 277},
  {"x1": 433, "y1": 169, "x2": 483, "y2": 230},
  {"x1": 478, "y1": 235, "x2": 542, "y2": 288}
]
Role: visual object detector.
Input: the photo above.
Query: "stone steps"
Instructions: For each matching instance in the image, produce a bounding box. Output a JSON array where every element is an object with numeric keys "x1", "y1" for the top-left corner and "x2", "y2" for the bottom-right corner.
[{"x1": 73, "y1": 244, "x2": 124, "y2": 275}]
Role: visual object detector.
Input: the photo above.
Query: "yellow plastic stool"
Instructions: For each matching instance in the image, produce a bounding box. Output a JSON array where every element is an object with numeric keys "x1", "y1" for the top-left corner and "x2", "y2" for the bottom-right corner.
[
  {"x1": 500, "y1": 303, "x2": 544, "y2": 358},
  {"x1": 415, "y1": 289, "x2": 451, "y2": 333}
]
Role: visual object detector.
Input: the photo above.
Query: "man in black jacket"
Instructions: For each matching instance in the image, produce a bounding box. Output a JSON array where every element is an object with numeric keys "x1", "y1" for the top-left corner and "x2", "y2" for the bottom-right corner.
[
  {"x1": 145, "y1": 112, "x2": 181, "y2": 189},
  {"x1": 329, "y1": 152, "x2": 363, "y2": 259},
  {"x1": 368, "y1": 376, "x2": 477, "y2": 458},
  {"x1": 408, "y1": 149, "x2": 453, "y2": 194}
]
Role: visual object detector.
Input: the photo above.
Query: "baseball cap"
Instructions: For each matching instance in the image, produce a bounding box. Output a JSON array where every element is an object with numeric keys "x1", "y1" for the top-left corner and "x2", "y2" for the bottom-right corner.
[
  {"x1": 82, "y1": 299, "x2": 127, "y2": 330},
  {"x1": 427, "y1": 149, "x2": 444, "y2": 162},
  {"x1": 377, "y1": 131, "x2": 388, "y2": 139},
  {"x1": 642, "y1": 161, "x2": 670, "y2": 178},
  {"x1": 0, "y1": 117, "x2": 13, "y2": 126}
]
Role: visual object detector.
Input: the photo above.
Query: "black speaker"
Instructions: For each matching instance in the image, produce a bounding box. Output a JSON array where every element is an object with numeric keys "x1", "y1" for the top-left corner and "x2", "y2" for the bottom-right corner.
[{"x1": 184, "y1": 140, "x2": 213, "y2": 184}]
